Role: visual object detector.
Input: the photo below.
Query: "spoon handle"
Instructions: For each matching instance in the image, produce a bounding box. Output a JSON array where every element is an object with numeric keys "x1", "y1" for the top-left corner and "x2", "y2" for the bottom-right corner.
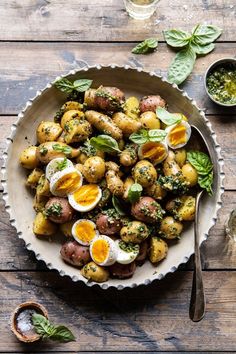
[{"x1": 189, "y1": 190, "x2": 206, "y2": 322}]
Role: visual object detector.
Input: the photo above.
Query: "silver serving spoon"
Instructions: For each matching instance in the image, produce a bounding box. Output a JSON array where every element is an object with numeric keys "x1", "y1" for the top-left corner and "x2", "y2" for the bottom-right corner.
[{"x1": 188, "y1": 125, "x2": 212, "y2": 322}]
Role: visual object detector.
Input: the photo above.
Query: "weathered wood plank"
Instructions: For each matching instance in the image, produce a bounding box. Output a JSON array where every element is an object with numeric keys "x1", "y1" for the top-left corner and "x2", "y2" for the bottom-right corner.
[
  {"x1": 0, "y1": 190, "x2": 235, "y2": 271},
  {"x1": 0, "y1": 271, "x2": 236, "y2": 352},
  {"x1": 0, "y1": 42, "x2": 236, "y2": 115},
  {"x1": 0, "y1": 0, "x2": 234, "y2": 41}
]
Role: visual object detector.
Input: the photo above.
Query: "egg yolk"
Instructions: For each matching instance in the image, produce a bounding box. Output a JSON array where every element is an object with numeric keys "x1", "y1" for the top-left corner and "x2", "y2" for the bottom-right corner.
[
  {"x1": 56, "y1": 172, "x2": 81, "y2": 193},
  {"x1": 169, "y1": 124, "x2": 187, "y2": 146},
  {"x1": 75, "y1": 221, "x2": 96, "y2": 244},
  {"x1": 142, "y1": 142, "x2": 167, "y2": 164},
  {"x1": 73, "y1": 184, "x2": 100, "y2": 206},
  {"x1": 91, "y1": 239, "x2": 109, "y2": 263}
]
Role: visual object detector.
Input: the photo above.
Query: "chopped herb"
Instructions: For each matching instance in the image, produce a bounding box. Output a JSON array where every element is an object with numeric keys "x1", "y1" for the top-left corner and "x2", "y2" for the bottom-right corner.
[
  {"x1": 56, "y1": 158, "x2": 68, "y2": 171},
  {"x1": 96, "y1": 89, "x2": 122, "y2": 110},
  {"x1": 118, "y1": 240, "x2": 139, "y2": 253},
  {"x1": 44, "y1": 203, "x2": 62, "y2": 217},
  {"x1": 39, "y1": 146, "x2": 48, "y2": 156},
  {"x1": 80, "y1": 140, "x2": 97, "y2": 157},
  {"x1": 52, "y1": 143, "x2": 72, "y2": 155},
  {"x1": 158, "y1": 174, "x2": 189, "y2": 194}
]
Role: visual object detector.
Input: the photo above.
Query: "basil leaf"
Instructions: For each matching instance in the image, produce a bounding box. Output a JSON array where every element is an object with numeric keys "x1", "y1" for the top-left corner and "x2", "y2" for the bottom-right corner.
[
  {"x1": 156, "y1": 107, "x2": 182, "y2": 126},
  {"x1": 32, "y1": 314, "x2": 55, "y2": 337},
  {"x1": 54, "y1": 78, "x2": 75, "y2": 93},
  {"x1": 167, "y1": 46, "x2": 196, "y2": 85},
  {"x1": 49, "y1": 325, "x2": 76, "y2": 342},
  {"x1": 187, "y1": 151, "x2": 213, "y2": 175},
  {"x1": 148, "y1": 129, "x2": 167, "y2": 142},
  {"x1": 198, "y1": 171, "x2": 213, "y2": 195},
  {"x1": 190, "y1": 41, "x2": 215, "y2": 55},
  {"x1": 90, "y1": 135, "x2": 121, "y2": 154},
  {"x1": 132, "y1": 38, "x2": 158, "y2": 54},
  {"x1": 129, "y1": 129, "x2": 149, "y2": 144},
  {"x1": 163, "y1": 29, "x2": 191, "y2": 48},
  {"x1": 193, "y1": 25, "x2": 222, "y2": 45},
  {"x1": 73, "y1": 79, "x2": 93, "y2": 92},
  {"x1": 128, "y1": 183, "x2": 143, "y2": 203},
  {"x1": 112, "y1": 195, "x2": 126, "y2": 216}
]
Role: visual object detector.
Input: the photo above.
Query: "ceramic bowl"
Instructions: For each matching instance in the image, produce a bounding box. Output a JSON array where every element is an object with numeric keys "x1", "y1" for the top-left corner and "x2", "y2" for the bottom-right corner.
[{"x1": 1, "y1": 65, "x2": 224, "y2": 289}]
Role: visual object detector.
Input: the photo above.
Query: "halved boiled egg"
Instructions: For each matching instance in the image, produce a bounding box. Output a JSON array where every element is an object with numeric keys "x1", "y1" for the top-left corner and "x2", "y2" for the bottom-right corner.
[
  {"x1": 46, "y1": 157, "x2": 73, "y2": 181},
  {"x1": 50, "y1": 167, "x2": 83, "y2": 197},
  {"x1": 115, "y1": 240, "x2": 139, "y2": 265},
  {"x1": 68, "y1": 184, "x2": 102, "y2": 212},
  {"x1": 72, "y1": 219, "x2": 98, "y2": 246},
  {"x1": 165, "y1": 121, "x2": 191, "y2": 149},
  {"x1": 138, "y1": 141, "x2": 168, "y2": 165},
  {"x1": 90, "y1": 235, "x2": 118, "y2": 266}
]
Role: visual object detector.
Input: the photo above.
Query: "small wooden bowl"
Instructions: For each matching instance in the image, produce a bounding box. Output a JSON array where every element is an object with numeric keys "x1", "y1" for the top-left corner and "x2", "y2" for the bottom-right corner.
[{"x1": 11, "y1": 301, "x2": 48, "y2": 343}]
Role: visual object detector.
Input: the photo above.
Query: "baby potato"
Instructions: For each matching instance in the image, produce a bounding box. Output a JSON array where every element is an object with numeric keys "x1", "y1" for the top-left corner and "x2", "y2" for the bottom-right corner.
[
  {"x1": 62, "y1": 101, "x2": 83, "y2": 112},
  {"x1": 83, "y1": 156, "x2": 106, "y2": 183},
  {"x1": 45, "y1": 197, "x2": 74, "y2": 224},
  {"x1": 64, "y1": 118, "x2": 92, "y2": 144},
  {"x1": 33, "y1": 212, "x2": 57, "y2": 236},
  {"x1": 19, "y1": 146, "x2": 38, "y2": 170},
  {"x1": 110, "y1": 262, "x2": 136, "y2": 279},
  {"x1": 75, "y1": 163, "x2": 84, "y2": 174},
  {"x1": 105, "y1": 170, "x2": 124, "y2": 197},
  {"x1": 33, "y1": 194, "x2": 48, "y2": 212},
  {"x1": 145, "y1": 181, "x2": 167, "y2": 200},
  {"x1": 174, "y1": 148, "x2": 187, "y2": 167},
  {"x1": 120, "y1": 145, "x2": 137, "y2": 167},
  {"x1": 123, "y1": 176, "x2": 135, "y2": 200},
  {"x1": 120, "y1": 221, "x2": 149, "y2": 244},
  {"x1": 177, "y1": 196, "x2": 196, "y2": 221},
  {"x1": 131, "y1": 197, "x2": 165, "y2": 224},
  {"x1": 140, "y1": 111, "x2": 161, "y2": 130},
  {"x1": 105, "y1": 161, "x2": 122, "y2": 175},
  {"x1": 123, "y1": 96, "x2": 140, "y2": 120},
  {"x1": 132, "y1": 160, "x2": 157, "y2": 188},
  {"x1": 163, "y1": 151, "x2": 182, "y2": 176},
  {"x1": 61, "y1": 110, "x2": 84, "y2": 129},
  {"x1": 36, "y1": 174, "x2": 51, "y2": 198},
  {"x1": 26, "y1": 168, "x2": 44, "y2": 189},
  {"x1": 160, "y1": 216, "x2": 183, "y2": 239},
  {"x1": 94, "y1": 86, "x2": 125, "y2": 111},
  {"x1": 59, "y1": 220, "x2": 74, "y2": 238},
  {"x1": 81, "y1": 261, "x2": 109, "y2": 283},
  {"x1": 76, "y1": 149, "x2": 104, "y2": 164},
  {"x1": 85, "y1": 110, "x2": 123, "y2": 140},
  {"x1": 61, "y1": 241, "x2": 91, "y2": 267},
  {"x1": 182, "y1": 163, "x2": 198, "y2": 187},
  {"x1": 84, "y1": 88, "x2": 97, "y2": 108},
  {"x1": 149, "y1": 237, "x2": 168, "y2": 264},
  {"x1": 139, "y1": 95, "x2": 166, "y2": 113},
  {"x1": 36, "y1": 142, "x2": 79, "y2": 164},
  {"x1": 37, "y1": 121, "x2": 63, "y2": 144},
  {"x1": 112, "y1": 112, "x2": 142, "y2": 137}
]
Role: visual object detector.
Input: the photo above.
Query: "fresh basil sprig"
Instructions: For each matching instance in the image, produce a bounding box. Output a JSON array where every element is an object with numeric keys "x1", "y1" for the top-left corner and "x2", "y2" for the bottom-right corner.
[
  {"x1": 112, "y1": 195, "x2": 126, "y2": 216},
  {"x1": 32, "y1": 314, "x2": 76, "y2": 343},
  {"x1": 54, "y1": 78, "x2": 93, "y2": 93},
  {"x1": 132, "y1": 38, "x2": 158, "y2": 54},
  {"x1": 129, "y1": 128, "x2": 166, "y2": 145},
  {"x1": 90, "y1": 135, "x2": 121, "y2": 154},
  {"x1": 164, "y1": 24, "x2": 222, "y2": 85},
  {"x1": 187, "y1": 150, "x2": 213, "y2": 195},
  {"x1": 128, "y1": 183, "x2": 143, "y2": 203},
  {"x1": 156, "y1": 107, "x2": 182, "y2": 126}
]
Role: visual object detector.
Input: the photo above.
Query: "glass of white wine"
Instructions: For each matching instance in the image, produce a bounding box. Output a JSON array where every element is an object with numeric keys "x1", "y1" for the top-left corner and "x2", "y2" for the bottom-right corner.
[{"x1": 123, "y1": 0, "x2": 160, "y2": 20}]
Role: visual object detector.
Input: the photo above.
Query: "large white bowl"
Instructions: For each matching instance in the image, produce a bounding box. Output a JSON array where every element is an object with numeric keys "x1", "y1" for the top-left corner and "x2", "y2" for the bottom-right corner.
[{"x1": 1, "y1": 65, "x2": 224, "y2": 289}]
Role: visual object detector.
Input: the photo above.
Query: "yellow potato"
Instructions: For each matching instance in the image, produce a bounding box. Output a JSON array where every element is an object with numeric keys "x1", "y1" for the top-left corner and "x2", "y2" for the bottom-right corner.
[
  {"x1": 83, "y1": 156, "x2": 106, "y2": 183},
  {"x1": 105, "y1": 170, "x2": 124, "y2": 197},
  {"x1": 174, "y1": 148, "x2": 187, "y2": 167},
  {"x1": 36, "y1": 121, "x2": 62, "y2": 144},
  {"x1": 61, "y1": 101, "x2": 83, "y2": 112},
  {"x1": 132, "y1": 160, "x2": 157, "y2": 188},
  {"x1": 182, "y1": 163, "x2": 198, "y2": 187},
  {"x1": 64, "y1": 118, "x2": 92, "y2": 144},
  {"x1": 61, "y1": 110, "x2": 84, "y2": 129},
  {"x1": 145, "y1": 181, "x2": 167, "y2": 200},
  {"x1": 123, "y1": 176, "x2": 135, "y2": 200},
  {"x1": 33, "y1": 212, "x2": 57, "y2": 236},
  {"x1": 84, "y1": 89, "x2": 97, "y2": 108},
  {"x1": 59, "y1": 220, "x2": 74, "y2": 237},
  {"x1": 112, "y1": 112, "x2": 141, "y2": 137},
  {"x1": 85, "y1": 110, "x2": 122, "y2": 140},
  {"x1": 36, "y1": 174, "x2": 51, "y2": 198},
  {"x1": 163, "y1": 151, "x2": 181, "y2": 176},
  {"x1": 160, "y1": 216, "x2": 183, "y2": 239},
  {"x1": 123, "y1": 96, "x2": 140, "y2": 120},
  {"x1": 36, "y1": 142, "x2": 79, "y2": 164},
  {"x1": 177, "y1": 196, "x2": 196, "y2": 221},
  {"x1": 33, "y1": 194, "x2": 48, "y2": 212},
  {"x1": 26, "y1": 168, "x2": 44, "y2": 189},
  {"x1": 120, "y1": 221, "x2": 149, "y2": 244},
  {"x1": 119, "y1": 145, "x2": 137, "y2": 167},
  {"x1": 149, "y1": 237, "x2": 168, "y2": 263},
  {"x1": 81, "y1": 262, "x2": 109, "y2": 282},
  {"x1": 140, "y1": 111, "x2": 161, "y2": 130},
  {"x1": 19, "y1": 146, "x2": 38, "y2": 170}
]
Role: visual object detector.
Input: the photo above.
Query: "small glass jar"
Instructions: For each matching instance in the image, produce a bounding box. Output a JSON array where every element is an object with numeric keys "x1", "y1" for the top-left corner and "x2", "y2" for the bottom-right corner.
[
  {"x1": 123, "y1": 0, "x2": 160, "y2": 20},
  {"x1": 225, "y1": 208, "x2": 236, "y2": 242}
]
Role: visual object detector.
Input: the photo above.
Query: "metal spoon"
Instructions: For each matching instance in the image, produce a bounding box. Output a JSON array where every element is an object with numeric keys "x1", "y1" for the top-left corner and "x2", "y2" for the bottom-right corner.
[{"x1": 188, "y1": 125, "x2": 211, "y2": 322}]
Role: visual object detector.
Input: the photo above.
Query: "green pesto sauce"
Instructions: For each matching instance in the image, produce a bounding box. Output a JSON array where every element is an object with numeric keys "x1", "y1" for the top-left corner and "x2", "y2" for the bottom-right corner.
[{"x1": 207, "y1": 64, "x2": 236, "y2": 105}]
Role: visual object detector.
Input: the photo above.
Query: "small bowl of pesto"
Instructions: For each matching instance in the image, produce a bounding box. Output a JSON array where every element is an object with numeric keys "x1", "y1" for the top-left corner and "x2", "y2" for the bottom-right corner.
[{"x1": 205, "y1": 58, "x2": 236, "y2": 107}]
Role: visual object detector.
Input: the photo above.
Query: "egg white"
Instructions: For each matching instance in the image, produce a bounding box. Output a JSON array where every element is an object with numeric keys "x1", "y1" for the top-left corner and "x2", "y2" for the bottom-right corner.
[
  {"x1": 115, "y1": 240, "x2": 140, "y2": 265},
  {"x1": 50, "y1": 167, "x2": 83, "y2": 197},
  {"x1": 72, "y1": 219, "x2": 99, "y2": 246},
  {"x1": 165, "y1": 121, "x2": 191, "y2": 149},
  {"x1": 68, "y1": 185, "x2": 102, "y2": 212},
  {"x1": 46, "y1": 157, "x2": 73, "y2": 181},
  {"x1": 90, "y1": 235, "x2": 118, "y2": 266}
]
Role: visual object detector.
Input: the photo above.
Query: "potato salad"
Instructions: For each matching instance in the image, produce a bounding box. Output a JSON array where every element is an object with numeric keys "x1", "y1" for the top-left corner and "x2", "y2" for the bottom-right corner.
[{"x1": 19, "y1": 78, "x2": 213, "y2": 283}]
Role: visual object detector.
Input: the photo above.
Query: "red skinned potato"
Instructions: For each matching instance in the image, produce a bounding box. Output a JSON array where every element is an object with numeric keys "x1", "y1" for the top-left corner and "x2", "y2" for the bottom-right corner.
[
  {"x1": 136, "y1": 240, "x2": 148, "y2": 263},
  {"x1": 45, "y1": 197, "x2": 74, "y2": 224},
  {"x1": 110, "y1": 262, "x2": 136, "y2": 279},
  {"x1": 96, "y1": 210, "x2": 122, "y2": 235},
  {"x1": 60, "y1": 241, "x2": 91, "y2": 267},
  {"x1": 95, "y1": 86, "x2": 125, "y2": 111},
  {"x1": 131, "y1": 196, "x2": 165, "y2": 224},
  {"x1": 139, "y1": 95, "x2": 166, "y2": 113}
]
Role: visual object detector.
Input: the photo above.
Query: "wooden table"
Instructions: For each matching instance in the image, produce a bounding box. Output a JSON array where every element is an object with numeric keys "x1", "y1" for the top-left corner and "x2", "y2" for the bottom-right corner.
[{"x1": 1, "y1": 1, "x2": 236, "y2": 352}]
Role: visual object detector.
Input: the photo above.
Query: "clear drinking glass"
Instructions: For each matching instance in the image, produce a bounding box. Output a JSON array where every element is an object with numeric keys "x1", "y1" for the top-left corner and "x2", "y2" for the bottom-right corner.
[{"x1": 123, "y1": 0, "x2": 160, "y2": 20}]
